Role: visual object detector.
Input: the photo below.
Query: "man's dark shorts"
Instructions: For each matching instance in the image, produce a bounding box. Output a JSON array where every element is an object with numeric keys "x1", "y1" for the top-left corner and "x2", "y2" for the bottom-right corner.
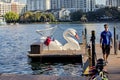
[{"x1": 102, "y1": 44, "x2": 110, "y2": 54}]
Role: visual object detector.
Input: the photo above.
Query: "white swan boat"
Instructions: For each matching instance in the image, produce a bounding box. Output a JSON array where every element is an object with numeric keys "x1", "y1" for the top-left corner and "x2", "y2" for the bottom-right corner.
[
  {"x1": 36, "y1": 27, "x2": 81, "y2": 51},
  {"x1": 29, "y1": 27, "x2": 82, "y2": 63}
]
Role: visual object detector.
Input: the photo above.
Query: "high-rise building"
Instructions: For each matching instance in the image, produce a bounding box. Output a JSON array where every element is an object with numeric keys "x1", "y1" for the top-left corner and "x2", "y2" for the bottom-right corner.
[
  {"x1": 0, "y1": 0, "x2": 11, "y2": 3},
  {"x1": 106, "y1": 0, "x2": 120, "y2": 7},
  {"x1": 11, "y1": 2, "x2": 27, "y2": 15},
  {"x1": 51, "y1": 0, "x2": 96, "y2": 12},
  {"x1": 0, "y1": 1, "x2": 27, "y2": 16},
  {"x1": 117, "y1": 0, "x2": 120, "y2": 6},
  {"x1": 0, "y1": 2, "x2": 11, "y2": 15},
  {"x1": 27, "y1": 0, "x2": 96, "y2": 12},
  {"x1": 27, "y1": 0, "x2": 51, "y2": 11}
]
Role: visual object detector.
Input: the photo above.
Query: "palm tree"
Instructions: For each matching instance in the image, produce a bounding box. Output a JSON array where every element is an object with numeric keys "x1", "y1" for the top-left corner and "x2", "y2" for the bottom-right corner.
[{"x1": 81, "y1": 14, "x2": 87, "y2": 22}]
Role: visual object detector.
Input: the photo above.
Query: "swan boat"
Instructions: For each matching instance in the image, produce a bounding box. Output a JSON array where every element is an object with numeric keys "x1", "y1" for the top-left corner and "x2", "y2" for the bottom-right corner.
[
  {"x1": 28, "y1": 27, "x2": 82, "y2": 63},
  {"x1": 36, "y1": 27, "x2": 81, "y2": 51}
]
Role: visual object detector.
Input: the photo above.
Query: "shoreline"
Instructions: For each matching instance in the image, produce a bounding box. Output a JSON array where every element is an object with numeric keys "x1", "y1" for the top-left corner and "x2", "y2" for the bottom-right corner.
[{"x1": 4, "y1": 21, "x2": 120, "y2": 25}]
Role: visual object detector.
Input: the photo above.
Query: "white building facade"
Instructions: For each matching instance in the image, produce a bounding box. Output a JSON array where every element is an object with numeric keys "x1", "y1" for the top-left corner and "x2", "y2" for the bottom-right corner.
[
  {"x1": 0, "y1": 2, "x2": 11, "y2": 15},
  {"x1": 59, "y1": 8, "x2": 71, "y2": 20},
  {"x1": 27, "y1": 0, "x2": 96, "y2": 12},
  {"x1": 0, "y1": 1, "x2": 26, "y2": 16},
  {"x1": 106, "y1": 0, "x2": 120, "y2": 7},
  {"x1": 51, "y1": 0, "x2": 96, "y2": 12},
  {"x1": 15, "y1": 3, "x2": 27, "y2": 15},
  {"x1": 27, "y1": 0, "x2": 51, "y2": 11}
]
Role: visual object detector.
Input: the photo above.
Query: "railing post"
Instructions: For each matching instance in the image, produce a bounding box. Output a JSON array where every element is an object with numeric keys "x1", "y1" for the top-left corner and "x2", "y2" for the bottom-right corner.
[
  {"x1": 90, "y1": 30, "x2": 96, "y2": 66},
  {"x1": 82, "y1": 31, "x2": 85, "y2": 45},
  {"x1": 88, "y1": 44, "x2": 92, "y2": 67},
  {"x1": 114, "y1": 26, "x2": 117, "y2": 55},
  {"x1": 118, "y1": 41, "x2": 120, "y2": 50},
  {"x1": 116, "y1": 34, "x2": 118, "y2": 54},
  {"x1": 85, "y1": 27, "x2": 87, "y2": 54},
  {"x1": 85, "y1": 27, "x2": 87, "y2": 44}
]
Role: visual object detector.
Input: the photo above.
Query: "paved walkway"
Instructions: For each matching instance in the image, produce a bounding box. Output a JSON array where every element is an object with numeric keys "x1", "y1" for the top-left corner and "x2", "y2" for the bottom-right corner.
[
  {"x1": 0, "y1": 44, "x2": 120, "y2": 80},
  {"x1": 91, "y1": 44, "x2": 120, "y2": 80}
]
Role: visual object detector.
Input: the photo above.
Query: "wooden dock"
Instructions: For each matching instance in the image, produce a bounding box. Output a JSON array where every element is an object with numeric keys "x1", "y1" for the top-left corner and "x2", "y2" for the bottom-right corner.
[
  {"x1": 82, "y1": 44, "x2": 120, "y2": 80},
  {"x1": 28, "y1": 42, "x2": 83, "y2": 63},
  {"x1": 94, "y1": 44, "x2": 120, "y2": 80}
]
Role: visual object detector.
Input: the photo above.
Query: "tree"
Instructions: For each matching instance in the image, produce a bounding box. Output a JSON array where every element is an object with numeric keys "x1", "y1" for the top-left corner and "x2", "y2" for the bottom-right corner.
[
  {"x1": 40, "y1": 14, "x2": 46, "y2": 22},
  {"x1": 45, "y1": 13, "x2": 56, "y2": 22},
  {"x1": 81, "y1": 14, "x2": 87, "y2": 22},
  {"x1": 70, "y1": 10, "x2": 83, "y2": 21},
  {"x1": 4, "y1": 11, "x2": 19, "y2": 23},
  {"x1": 34, "y1": 12, "x2": 42, "y2": 22},
  {"x1": 22, "y1": 11, "x2": 33, "y2": 23},
  {"x1": 86, "y1": 12, "x2": 97, "y2": 21}
]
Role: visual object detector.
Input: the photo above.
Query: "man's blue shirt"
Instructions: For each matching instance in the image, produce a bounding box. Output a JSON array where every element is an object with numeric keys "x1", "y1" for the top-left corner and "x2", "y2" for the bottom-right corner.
[{"x1": 101, "y1": 31, "x2": 112, "y2": 45}]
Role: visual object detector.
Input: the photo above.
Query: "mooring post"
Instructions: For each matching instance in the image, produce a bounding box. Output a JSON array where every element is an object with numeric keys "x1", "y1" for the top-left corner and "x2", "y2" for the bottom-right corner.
[
  {"x1": 82, "y1": 31, "x2": 85, "y2": 45},
  {"x1": 114, "y1": 26, "x2": 117, "y2": 55},
  {"x1": 85, "y1": 27, "x2": 87, "y2": 44},
  {"x1": 85, "y1": 27, "x2": 87, "y2": 54},
  {"x1": 116, "y1": 34, "x2": 118, "y2": 54},
  {"x1": 119, "y1": 40, "x2": 120, "y2": 50},
  {"x1": 88, "y1": 44, "x2": 92, "y2": 67},
  {"x1": 90, "y1": 30, "x2": 96, "y2": 66}
]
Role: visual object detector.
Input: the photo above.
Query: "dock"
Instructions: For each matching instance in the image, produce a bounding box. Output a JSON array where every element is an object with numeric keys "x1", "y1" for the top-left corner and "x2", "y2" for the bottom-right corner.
[
  {"x1": 28, "y1": 42, "x2": 83, "y2": 63},
  {"x1": 94, "y1": 44, "x2": 120, "y2": 80},
  {"x1": 82, "y1": 44, "x2": 120, "y2": 80}
]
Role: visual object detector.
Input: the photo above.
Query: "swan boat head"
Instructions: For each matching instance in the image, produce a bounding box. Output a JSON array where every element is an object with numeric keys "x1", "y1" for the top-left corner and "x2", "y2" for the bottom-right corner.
[
  {"x1": 63, "y1": 28, "x2": 79, "y2": 40},
  {"x1": 63, "y1": 28, "x2": 81, "y2": 50}
]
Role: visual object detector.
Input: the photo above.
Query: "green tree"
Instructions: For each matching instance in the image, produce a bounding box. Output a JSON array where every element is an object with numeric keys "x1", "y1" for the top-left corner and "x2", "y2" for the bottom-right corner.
[
  {"x1": 4, "y1": 11, "x2": 19, "y2": 23},
  {"x1": 34, "y1": 12, "x2": 42, "y2": 22},
  {"x1": 86, "y1": 12, "x2": 97, "y2": 21},
  {"x1": 70, "y1": 10, "x2": 83, "y2": 21},
  {"x1": 81, "y1": 14, "x2": 87, "y2": 22},
  {"x1": 86, "y1": 7, "x2": 120, "y2": 21},
  {"x1": 45, "y1": 13, "x2": 56, "y2": 22},
  {"x1": 40, "y1": 13, "x2": 46, "y2": 22},
  {"x1": 22, "y1": 11, "x2": 33, "y2": 23}
]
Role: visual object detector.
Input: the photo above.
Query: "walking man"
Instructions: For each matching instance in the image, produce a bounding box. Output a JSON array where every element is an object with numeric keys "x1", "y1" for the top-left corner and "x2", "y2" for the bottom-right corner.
[{"x1": 100, "y1": 24, "x2": 113, "y2": 63}]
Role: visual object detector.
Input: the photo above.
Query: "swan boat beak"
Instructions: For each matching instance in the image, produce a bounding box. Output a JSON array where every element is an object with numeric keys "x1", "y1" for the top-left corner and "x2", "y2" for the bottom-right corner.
[{"x1": 75, "y1": 33, "x2": 79, "y2": 40}]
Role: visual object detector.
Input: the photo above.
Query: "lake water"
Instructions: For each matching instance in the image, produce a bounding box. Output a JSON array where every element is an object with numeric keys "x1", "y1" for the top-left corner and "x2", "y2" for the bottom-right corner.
[{"x1": 0, "y1": 23, "x2": 120, "y2": 75}]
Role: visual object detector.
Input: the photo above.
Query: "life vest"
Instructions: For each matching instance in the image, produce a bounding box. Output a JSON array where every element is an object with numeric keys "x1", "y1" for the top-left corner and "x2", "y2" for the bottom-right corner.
[{"x1": 44, "y1": 37, "x2": 51, "y2": 46}]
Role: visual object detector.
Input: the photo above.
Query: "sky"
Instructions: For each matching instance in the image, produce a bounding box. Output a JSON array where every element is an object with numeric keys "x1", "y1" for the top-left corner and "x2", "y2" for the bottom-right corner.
[{"x1": 19, "y1": 0, "x2": 106, "y2": 5}]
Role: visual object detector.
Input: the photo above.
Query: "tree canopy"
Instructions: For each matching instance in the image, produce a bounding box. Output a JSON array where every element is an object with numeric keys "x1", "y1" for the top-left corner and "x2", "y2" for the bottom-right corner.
[{"x1": 4, "y1": 11, "x2": 19, "y2": 23}]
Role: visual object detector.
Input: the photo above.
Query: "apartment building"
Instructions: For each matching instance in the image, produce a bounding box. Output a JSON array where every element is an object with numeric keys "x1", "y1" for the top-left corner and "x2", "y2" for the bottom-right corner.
[
  {"x1": 0, "y1": 1, "x2": 26, "y2": 16},
  {"x1": 51, "y1": 0, "x2": 96, "y2": 12},
  {"x1": 27, "y1": 0, "x2": 96, "y2": 12},
  {"x1": 27, "y1": 0, "x2": 51, "y2": 11},
  {"x1": 106, "y1": 0, "x2": 120, "y2": 7},
  {"x1": 0, "y1": 2, "x2": 11, "y2": 15},
  {"x1": 11, "y1": 2, "x2": 27, "y2": 15}
]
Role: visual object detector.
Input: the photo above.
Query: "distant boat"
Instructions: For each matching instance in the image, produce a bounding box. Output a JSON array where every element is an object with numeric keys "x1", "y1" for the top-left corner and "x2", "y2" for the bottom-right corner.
[
  {"x1": 46, "y1": 22, "x2": 49, "y2": 24},
  {"x1": 0, "y1": 21, "x2": 6, "y2": 25}
]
